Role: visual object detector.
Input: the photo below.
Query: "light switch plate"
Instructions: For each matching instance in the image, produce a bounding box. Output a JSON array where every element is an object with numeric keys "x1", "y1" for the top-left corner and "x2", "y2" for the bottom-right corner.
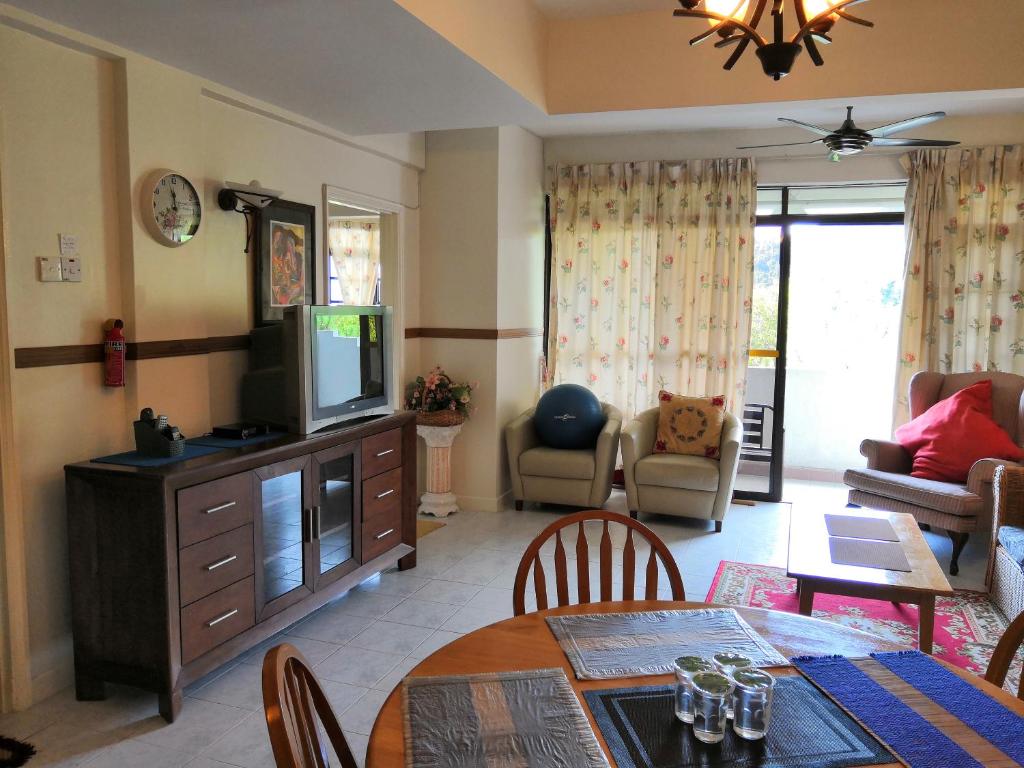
[
  {"x1": 59, "y1": 233, "x2": 78, "y2": 256},
  {"x1": 60, "y1": 256, "x2": 82, "y2": 282},
  {"x1": 38, "y1": 256, "x2": 62, "y2": 282}
]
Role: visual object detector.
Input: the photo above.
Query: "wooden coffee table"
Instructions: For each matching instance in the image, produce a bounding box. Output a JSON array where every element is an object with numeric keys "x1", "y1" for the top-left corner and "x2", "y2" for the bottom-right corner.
[{"x1": 787, "y1": 507, "x2": 954, "y2": 654}]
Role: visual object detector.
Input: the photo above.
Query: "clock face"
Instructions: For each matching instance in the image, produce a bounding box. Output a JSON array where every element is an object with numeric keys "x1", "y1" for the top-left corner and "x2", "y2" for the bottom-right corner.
[{"x1": 150, "y1": 173, "x2": 201, "y2": 245}]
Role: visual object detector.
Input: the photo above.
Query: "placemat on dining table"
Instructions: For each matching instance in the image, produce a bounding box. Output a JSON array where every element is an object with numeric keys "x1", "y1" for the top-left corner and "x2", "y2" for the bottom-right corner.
[
  {"x1": 793, "y1": 653, "x2": 1024, "y2": 768},
  {"x1": 402, "y1": 668, "x2": 610, "y2": 768},
  {"x1": 583, "y1": 677, "x2": 895, "y2": 768},
  {"x1": 546, "y1": 608, "x2": 789, "y2": 680}
]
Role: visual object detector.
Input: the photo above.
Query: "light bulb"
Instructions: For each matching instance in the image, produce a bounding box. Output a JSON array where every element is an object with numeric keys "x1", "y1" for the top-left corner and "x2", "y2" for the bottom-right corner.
[
  {"x1": 801, "y1": 0, "x2": 839, "y2": 33},
  {"x1": 802, "y1": 0, "x2": 839, "y2": 19},
  {"x1": 704, "y1": 0, "x2": 750, "y2": 27}
]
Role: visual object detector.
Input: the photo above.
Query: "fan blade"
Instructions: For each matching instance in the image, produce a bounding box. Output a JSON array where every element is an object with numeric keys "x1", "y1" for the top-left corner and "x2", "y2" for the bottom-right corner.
[
  {"x1": 736, "y1": 139, "x2": 825, "y2": 150},
  {"x1": 777, "y1": 117, "x2": 833, "y2": 136},
  {"x1": 867, "y1": 112, "x2": 946, "y2": 137},
  {"x1": 870, "y1": 137, "x2": 960, "y2": 147}
]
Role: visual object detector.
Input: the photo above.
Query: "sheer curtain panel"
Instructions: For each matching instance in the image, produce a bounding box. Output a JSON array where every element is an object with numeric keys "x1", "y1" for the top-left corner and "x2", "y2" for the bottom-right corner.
[{"x1": 548, "y1": 159, "x2": 756, "y2": 421}]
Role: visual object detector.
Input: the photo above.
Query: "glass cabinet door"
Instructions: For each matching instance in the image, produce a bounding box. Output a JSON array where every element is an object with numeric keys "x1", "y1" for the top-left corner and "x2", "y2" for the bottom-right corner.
[
  {"x1": 313, "y1": 443, "x2": 360, "y2": 587},
  {"x1": 256, "y1": 456, "x2": 313, "y2": 617}
]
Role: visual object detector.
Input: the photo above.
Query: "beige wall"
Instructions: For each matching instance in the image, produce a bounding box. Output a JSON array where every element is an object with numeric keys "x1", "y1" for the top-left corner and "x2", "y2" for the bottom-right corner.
[
  {"x1": 0, "y1": 14, "x2": 423, "y2": 704},
  {"x1": 419, "y1": 126, "x2": 544, "y2": 510}
]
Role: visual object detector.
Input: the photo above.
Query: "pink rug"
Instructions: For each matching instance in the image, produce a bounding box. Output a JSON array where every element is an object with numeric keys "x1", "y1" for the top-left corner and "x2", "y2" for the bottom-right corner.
[{"x1": 706, "y1": 560, "x2": 1022, "y2": 693}]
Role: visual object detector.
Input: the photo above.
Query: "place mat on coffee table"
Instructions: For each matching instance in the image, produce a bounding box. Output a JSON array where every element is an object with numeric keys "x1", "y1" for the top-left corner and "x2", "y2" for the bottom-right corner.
[
  {"x1": 402, "y1": 668, "x2": 609, "y2": 768},
  {"x1": 583, "y1": 677, "x2": 895, "y2": 768},
  {"x1": 828, "y1": 537, "x2": 911, "y2": 572},
  {"x1": 825, "y1": 514, "x2": 899, "y2": 542},
  {"x1": 546, "y1": 609, "x2": 788, "y2": 680}
]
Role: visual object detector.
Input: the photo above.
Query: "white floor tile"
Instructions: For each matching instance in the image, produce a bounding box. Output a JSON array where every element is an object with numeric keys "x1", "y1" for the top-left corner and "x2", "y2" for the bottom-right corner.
[{"x1": 13, "y1": 478, "x2": 993, "y2": 766}]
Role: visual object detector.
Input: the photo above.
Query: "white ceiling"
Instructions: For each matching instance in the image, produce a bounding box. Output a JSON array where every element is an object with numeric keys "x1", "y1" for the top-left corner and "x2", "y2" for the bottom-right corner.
[
  {"x1": 7, "y1": 0, "x2": 1024, "y2": 140},
  {"x1": 531, "y1": 90, "x2": 1024, "y2": 137},
  {"x1": 534, "y1": 0, "x2": 676, "y2": 19},
  {"x1": 4, "y1": 0, "x2": 545, "y2": 136}
]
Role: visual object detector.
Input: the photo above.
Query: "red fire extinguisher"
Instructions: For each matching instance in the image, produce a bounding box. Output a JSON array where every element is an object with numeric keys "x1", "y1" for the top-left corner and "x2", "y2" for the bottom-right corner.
[{"x1": 104, "y1": 319, "x2": 126, "y2": 387}]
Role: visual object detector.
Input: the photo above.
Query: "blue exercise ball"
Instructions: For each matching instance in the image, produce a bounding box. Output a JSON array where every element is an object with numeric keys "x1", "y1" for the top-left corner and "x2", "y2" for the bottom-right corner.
[{"x1": 534, "y1": 384, "x2": 606, "y2": 450}]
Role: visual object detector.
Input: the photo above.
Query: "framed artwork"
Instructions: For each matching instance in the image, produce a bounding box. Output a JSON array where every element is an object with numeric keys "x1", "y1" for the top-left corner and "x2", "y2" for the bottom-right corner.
[{"x1": 256, "y1": 199, "x2": 316, "y2": 325}]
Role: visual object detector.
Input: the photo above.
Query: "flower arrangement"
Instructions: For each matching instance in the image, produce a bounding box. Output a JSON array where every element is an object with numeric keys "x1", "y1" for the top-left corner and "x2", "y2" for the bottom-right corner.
[{"x1": 406, "y1": 367, "x2": 476, "y2": 426}]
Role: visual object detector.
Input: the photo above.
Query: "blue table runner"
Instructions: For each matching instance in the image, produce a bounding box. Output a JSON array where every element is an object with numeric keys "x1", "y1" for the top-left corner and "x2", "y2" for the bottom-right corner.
[
  {"x1": 792, "y1": 655, "x2": 983, "y2": 768},
  {"x1": 872, "y1": 650, "x2": 1024, "y2": 765}
]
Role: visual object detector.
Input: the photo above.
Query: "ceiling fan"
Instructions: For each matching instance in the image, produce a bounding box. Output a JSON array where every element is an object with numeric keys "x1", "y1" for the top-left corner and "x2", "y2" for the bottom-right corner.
[{"x1": 738, "y1": 106, "x2": 960, "y2": 160}]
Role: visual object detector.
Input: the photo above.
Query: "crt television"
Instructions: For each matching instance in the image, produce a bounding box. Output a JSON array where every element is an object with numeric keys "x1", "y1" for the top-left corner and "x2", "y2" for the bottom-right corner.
[{"x1": 241, "y1": 305, "x2": 393, "y2": 434}]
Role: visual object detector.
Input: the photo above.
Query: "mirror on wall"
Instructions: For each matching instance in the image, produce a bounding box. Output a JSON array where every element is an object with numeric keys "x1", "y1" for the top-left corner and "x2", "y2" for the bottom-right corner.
[{"x1": 326, "y1": 201, "x2": 382, "y2": 306}]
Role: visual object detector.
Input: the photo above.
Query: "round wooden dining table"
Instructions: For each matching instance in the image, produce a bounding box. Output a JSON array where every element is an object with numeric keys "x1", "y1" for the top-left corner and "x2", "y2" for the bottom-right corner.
[{"x1": 366, "y1": 600, "x2": 1024, "y2": 767}]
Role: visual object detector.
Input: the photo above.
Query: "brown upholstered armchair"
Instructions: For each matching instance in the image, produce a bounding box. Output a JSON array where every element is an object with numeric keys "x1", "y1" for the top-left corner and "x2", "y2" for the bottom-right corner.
[{"x1": 844, "y1": 371, "x2": 1024, "y2": 575}]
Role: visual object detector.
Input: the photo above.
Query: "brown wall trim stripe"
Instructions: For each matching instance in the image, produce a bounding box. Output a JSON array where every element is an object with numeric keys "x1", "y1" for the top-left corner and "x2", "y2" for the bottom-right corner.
[
  {"x1": 14, "y1": 335, "x2": 251, "y2": 369},
  {"x1": 405, "y1": 327, "x2": 542, "y2": 340},
  {"x1": 15, "y1": 328, "x2": 544, "y2": 368}
]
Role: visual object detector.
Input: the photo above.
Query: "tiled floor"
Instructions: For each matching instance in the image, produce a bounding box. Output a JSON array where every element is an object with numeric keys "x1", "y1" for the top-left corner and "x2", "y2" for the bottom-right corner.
[{"x1": 0, "y1": 481, "x2": 992, "y2": 767}]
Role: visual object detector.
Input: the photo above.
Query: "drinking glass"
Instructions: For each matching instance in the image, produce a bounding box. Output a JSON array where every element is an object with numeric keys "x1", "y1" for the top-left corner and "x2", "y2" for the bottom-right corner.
[
  {"x1": 712, "y1": 652, "x2": 754, "y2": 719},
  {"x1": 673, "y1": 656, "x2": 714, "y2": 724},
  {"x1": 731, "y1": 668, "x2": 775, "y2": 740},
  {"x1": 691, "y1": 672, "x2": 734, "y2": 744}
]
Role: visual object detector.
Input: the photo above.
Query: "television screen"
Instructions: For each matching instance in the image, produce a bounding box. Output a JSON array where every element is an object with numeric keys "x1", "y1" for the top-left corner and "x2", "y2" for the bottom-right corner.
[{"x1": 310, "y1": 308, "x2": 387, "y2": 421}]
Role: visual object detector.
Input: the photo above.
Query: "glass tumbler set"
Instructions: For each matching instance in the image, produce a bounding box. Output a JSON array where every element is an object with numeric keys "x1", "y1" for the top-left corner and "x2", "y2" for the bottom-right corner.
[{"x1": 673, "y1": 652, "x2": 775, "y2": 744}]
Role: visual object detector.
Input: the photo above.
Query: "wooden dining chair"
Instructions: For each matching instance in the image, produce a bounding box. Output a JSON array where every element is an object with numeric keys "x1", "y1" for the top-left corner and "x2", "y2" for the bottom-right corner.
[
  {"x1": 262, "y1": 643, "x2": 359, "y2": 768},
  {"x1": 512, "y1": 509, "x2": 685, "y2": 616},
  {"x1": 985, "y1": 610, "x2": 1024, "y2": 699}
]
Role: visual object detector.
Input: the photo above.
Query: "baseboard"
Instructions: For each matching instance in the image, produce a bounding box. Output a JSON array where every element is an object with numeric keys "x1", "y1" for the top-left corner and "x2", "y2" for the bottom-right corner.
[
  {"x1": 30, "y1": 655, "x2": 73, "y2": 706},
  {"x1": 783, "y1": 466, "x2": 845, "y2": 483},
  {"x1": 456, "y1": 489, "x2": 512, "y2": 513}
]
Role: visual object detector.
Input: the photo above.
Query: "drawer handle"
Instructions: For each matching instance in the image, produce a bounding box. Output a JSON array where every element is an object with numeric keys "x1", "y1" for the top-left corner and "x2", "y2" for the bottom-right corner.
[
  {"x1": 374, "y1": 528, "x2": 395, "y2": 540},
  {"x1": 203, "y1": 501, "x2": 236, "y2": 515},
  {"x1": 375, "y1": 448, "x2": 395, "y2": 457},
  {"x1": 205, "y1": 554, "x2": 238, "y2": 571},
  {"x1": 206, "y1": 608, "x2": 238, "y2": 627},
  {"x1": 375, "y1": 489, "x2": 395, "y2": 500}
]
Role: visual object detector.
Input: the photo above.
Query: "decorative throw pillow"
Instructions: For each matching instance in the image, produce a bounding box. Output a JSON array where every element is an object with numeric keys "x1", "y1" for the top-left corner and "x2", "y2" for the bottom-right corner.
[
  {"x1": 654, "y1": 390, "x2": 726, "y2": 459},
  {"x1": 894, "y1": 379, "x2": 1024, "y2": 483}
]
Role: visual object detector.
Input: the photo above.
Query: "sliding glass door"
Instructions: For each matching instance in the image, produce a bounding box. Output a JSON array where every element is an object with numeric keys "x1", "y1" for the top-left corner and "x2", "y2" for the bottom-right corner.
[{"x1": 735, "y1": 185, "x2": 905, "y2": 502}]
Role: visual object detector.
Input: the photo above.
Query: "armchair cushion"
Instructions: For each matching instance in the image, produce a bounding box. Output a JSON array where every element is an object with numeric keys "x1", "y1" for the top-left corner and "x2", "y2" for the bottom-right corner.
[
  {"x1": 844, "y1": 467, "x2": 984, "y2": 517},
  {"x1": 519, "y1": 446, "x2": 595, "y2": 480},
  {"x1": 895, "y1": 380, "x2": 1023, "y2": 482},
  {"x1": 997, "y1": 525, "x2": 1024, "y2": 568},
  {"x1": 654, "y1": 390, "x2": 726, "y2": 459},
  {"x1": 635, "y1": 454, "x2": 720, "y2": 492}
]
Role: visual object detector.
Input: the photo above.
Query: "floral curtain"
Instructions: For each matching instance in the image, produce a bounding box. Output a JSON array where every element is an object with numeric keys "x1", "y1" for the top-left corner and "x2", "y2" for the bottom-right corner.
[
  {"x1": 328, "y1": 218, "x2": 380, "y2": 305},
  {"x1": 895, "y1": 146, "x2": 1024, "y2": 425},
  {"x1": 548, "y1": 159, "x2": 756, "y2": 422}
]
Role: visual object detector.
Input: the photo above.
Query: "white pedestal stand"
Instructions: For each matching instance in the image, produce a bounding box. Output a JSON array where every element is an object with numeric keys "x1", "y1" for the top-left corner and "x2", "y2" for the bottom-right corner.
[{"x1": 416, "y1": 423, "x2": 462, "y2": 518}]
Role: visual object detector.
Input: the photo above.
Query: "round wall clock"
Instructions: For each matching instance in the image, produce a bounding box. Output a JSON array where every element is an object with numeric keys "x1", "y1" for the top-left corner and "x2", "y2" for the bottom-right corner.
[{"x1": 143, "y1": 169, "x2": 202, "y2": 247}]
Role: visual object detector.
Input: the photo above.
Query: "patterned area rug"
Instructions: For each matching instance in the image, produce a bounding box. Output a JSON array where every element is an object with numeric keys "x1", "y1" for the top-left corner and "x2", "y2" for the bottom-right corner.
[{"x1": 706, "y1": 560, "x2": 1023, "y2": 694}]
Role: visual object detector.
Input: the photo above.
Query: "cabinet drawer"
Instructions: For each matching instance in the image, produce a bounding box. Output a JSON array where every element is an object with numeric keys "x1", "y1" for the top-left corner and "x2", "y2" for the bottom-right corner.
[
  {"x1": 179, "y1": 525, "x2": 255, "y2": 607},
  {"x1": 362, "y1": 501, "x2": 402, "y2": 562},
  {"x1": 181, "y1": 576, "x2": 254, "y2": 664},
  {"x1": 363, "y1": 467, "x2": 402, "y2": 523},
  {"x1": 178, "y1": 473, "x2": 253, "y2": 548},
  {"x1": 361, "y1": 429, "x2": 402, "y2": 478}
]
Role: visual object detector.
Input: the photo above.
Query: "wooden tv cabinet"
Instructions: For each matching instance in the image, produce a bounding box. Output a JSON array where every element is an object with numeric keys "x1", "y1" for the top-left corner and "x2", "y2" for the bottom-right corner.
[{"x1": 65, "y1": 411, "x2": 416, "y2": 722}]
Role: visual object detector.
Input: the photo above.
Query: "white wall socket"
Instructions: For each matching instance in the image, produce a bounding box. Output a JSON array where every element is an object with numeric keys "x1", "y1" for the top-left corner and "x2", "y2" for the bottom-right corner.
[
  {"x1": 60, "y1": 256, "x2": 82, "y2": 282},
  {"x1": 38, "y1": 256, "x2": 62, "y2": 282}
]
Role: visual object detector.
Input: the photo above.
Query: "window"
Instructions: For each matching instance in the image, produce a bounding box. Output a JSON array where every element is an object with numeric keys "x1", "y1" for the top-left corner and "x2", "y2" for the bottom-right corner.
[{"x1": 326, "y1": 202, "x2": 382, "y2": 306}]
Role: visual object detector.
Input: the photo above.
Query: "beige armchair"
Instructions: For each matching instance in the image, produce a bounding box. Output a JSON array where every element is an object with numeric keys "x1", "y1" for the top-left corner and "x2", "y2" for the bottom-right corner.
[
  {"x1": 506, "y1": 403, "x2": 622, "y2": 510},
  {"x1": 621, "y1": 407, "x2": 742, "y2": 531},
  {"x1": 845, "y1": 371, "x2": 1024, "y2": 576}
]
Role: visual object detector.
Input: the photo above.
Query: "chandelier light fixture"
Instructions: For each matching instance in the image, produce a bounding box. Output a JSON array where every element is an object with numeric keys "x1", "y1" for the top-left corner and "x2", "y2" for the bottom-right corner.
[{"x1": 673, "y1": 0, "x2": 873, "y2": 81}]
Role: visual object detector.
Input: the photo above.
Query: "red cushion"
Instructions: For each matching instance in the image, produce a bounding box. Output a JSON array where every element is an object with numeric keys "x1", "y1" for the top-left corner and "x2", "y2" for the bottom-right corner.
[{"x1": 894, "y1": 380, "x2": 1024, "y2": 482}]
